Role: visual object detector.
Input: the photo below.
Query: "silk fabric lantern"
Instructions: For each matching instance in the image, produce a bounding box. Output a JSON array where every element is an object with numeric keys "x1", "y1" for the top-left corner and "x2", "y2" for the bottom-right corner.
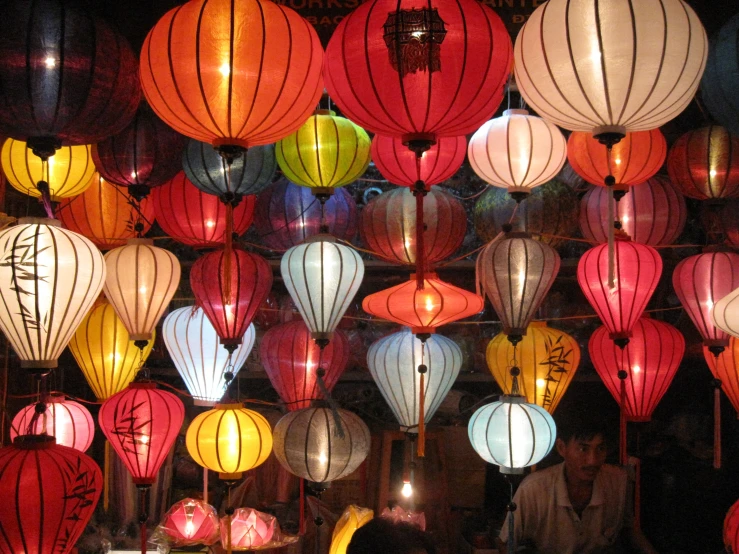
[
  {"x1": 330, "y1": 505, "x2": 374, "y2": 554},
  {"x1": 702, "y1": 14, "x2": 739, "y2": 137},
  {"x1": 0, "y1": 217, "x2": 105, "y2": 370},
  {"x1": 11, "y1": 395, "x2": 94, "y2": 452},
  {"x1": 704, "y1": 337, "x2": 739, "y2": 416},
  {"x1": 712, "y1": 286, "x2": 739, "y2": 341},
  {"x1": 158, "y1": 498, "x2": 220, "y2": 547},
  {"x1": 224, "y1": 508, "x2": 276, "y2": 549},
  {"x1": 725, "y1": 497, "x2": 739, "y2": 554}
]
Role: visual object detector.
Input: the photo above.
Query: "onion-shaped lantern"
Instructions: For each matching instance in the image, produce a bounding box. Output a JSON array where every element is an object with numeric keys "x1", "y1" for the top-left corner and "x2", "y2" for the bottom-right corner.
[
  {"x1": 589, "y1": 319, "x2": 684, "y2": 421},
  {"x1": 158, "y1": 498, "x2": 220, "y2": 547},
  {"x1": 704, "y1": 337, "x2": 739, "y2": 416},
  {"x1": 360, "y1": 187, "x2": 466, "y2": 266},
  {"x1": 260, "y1": 321, "x2": 349, "y2": 411},
  {"x1": 701, "y1": 14, "x2": 739, "y2": 137},
  {"x1": 272, "y1": 406, "x2": 370, "y2": 486},
  {"x1": 186, "y1": 403, "x2": 272, "y2": 479},
  {"x1": 579, "y1": 176, "x2": 687, "y2": 246},
  {"x1": 223, "y1": 508, "x2": 276, "y2": 549},
  {"x1": 330, "y1": 505, "x2": 374, "y2": 554},
  {"x1": 477, "y1": 232, "x2": 560, "y2": 343},
  {"x1": 11, "y1": 395, "x2": 95, "y2": 452},
  {"x1": 163, "y1": 307, "x2": 256, "y2": 406},
  {"x1": 725, "y1": 497, "x2": 739, "y2": 554},
  {"x1": 468, "y1": 109, "x2": 567, "y2": 202},
  {"x1": 0, "y1": 218, "x2": 105, "y2": 371},
  {"x1": 486, "y1": 322, "x2": 580, "y2": 414},
  {"x1": 57, "y1": 172, "x2": 155, "y2": 251}
]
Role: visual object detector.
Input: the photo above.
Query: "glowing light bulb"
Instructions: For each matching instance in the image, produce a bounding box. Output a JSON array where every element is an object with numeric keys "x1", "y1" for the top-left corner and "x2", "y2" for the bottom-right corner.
[
  {"x1": 621, "y1": 215, "x2": 629, "y2": 224},
  {"x1": 130, "y1": 171, "x2": 138, "y2": 179},
  {"x1": 184, "y1": 520, "x2": 195, "y2": 538},
  {"x1": 401, "y1": 481, "x2": 413, "y2": 498},
  {"x1": 205, "y1": 220, "x2": 215, "y2": 228},
  {"x1": 318, "y1": 452, "x2": 328, "y2": 464},
  {"x1": 425, "y1": 297, "x2": 434, "y2": 312},
  {"x1": 219, "y1": 63, "x2": 231, "y2": 77},
  {"x1": 139, "y1": 435, "x2": 149, "y2": 445},
  {"x1": 44, "y1": 57, "x2": 56, "y2": 69},
  {"x1": 710, "y1": 169, "x2": 717, "y2": 178},
  {"x1": 591, "y1": 49, "x2": 602, "y2": 63},
  {"x1": 139, "y1": 286, "x2": 147, "y2": 294},
  {"x1": 614, "y1": 158, "x2": 622, "y2": 165},
  {"x1": 536, "y1": 378, "x2": 547, "y2": 388},
  {"x1": 632, "y1": 365, "x2": 641, "y2": 374},
  {"x1": 404, "y1": 239, "x2": 411, "y2": 248},
  {"x1": 517, "y1": 270, "x2": 526, "y2": 287}
]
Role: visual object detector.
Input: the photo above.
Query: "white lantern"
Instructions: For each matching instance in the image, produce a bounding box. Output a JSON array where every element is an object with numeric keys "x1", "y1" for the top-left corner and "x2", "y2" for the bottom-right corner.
[
  {"x1": 367, "y1": 328, "x2": 462, "y2": 433},
  {"x1": 103, "y1": 238, "x2": 180, "y2": 344},
  {"x1": 163, "y1": 306, "x2": 255, "y2": 406},
  {"x1": 0, "y1": 217, "x2": 105, "y2": 370},
  {"x1": 468, "y1": 109, "x2": 567, "y2": 201},
  {"x1": 514, "y1": 0, "x2": 708, "y2": 136},
  {"x1": 713, "y1": 286, "x2": 739, "y2": 339}
]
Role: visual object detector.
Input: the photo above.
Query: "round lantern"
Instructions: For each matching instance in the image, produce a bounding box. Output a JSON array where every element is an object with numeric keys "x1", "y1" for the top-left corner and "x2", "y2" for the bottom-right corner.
[
  {"x1": 272, "y1": 406, "x2": 370, "y2": 485},
  {"x1": 667, "y1": 126, "x2": 739, "y2": 201},
  {"x1": 324, "y1": 0, "x2": 512, "y2": 146},
  {"x1": 579, "y1": 176, "x2": 687, "y2": 246},
  {"x1": 190, "y1": 249, "x2": 272, "y2": 351},
  {"x1": 672, "y1": 249, "x2": 739, "y2": 354},
  {"x1": 158, "y1": 498, "x2": 220, "y2": 547},
  {"x1": 360, "y1": 187, "x2": 466, "y2": 266},
  {"x1": 468, "y1": 109, "x2": 567, "y2": 201},
  {"x1": 11, "y1": 395, "x2": 94, "y2": 452},
  {"x1": 704, "y1": 337, "x2": 739, "y2": 416},
  {"x1": 576, "y1": 238, "x2": 662, "y2": 346},
  {"x1": 92, "y1": 102, "x2": 188, "y2": 200},
  {"x1": 514, "y1": 0, "x2": 707, "y2": 135},
  {"x1": 57, "y1": 172, "x2": 156, "y2": 250},
  {"x1": 477, "y1": 232, "x2": 561, "y2": 342},
  {"x1": 103, "y1": 238, "x2": 181, "y2": 343},
  {"x1": 281, "y1": 235, "x2": 365, "y2": 343},
  {"x1": 275, "y1": 110, "x2": 371, "y2": 195},
  {"x1": 186, "y1": 403, "x2": 272, "y2": 479},
  {"x1": 486, "y1": 322, "x2": 580, "y2": 414},
  {"x1": 260, "y1": 321, "x2": 350, "y2": 411},
  {"x1": 140, "y1": 0, "x2": 323, "y2": 148},
  {"x1": 183, "y1": 140, "x2": 276, "y2": 202},
  {"x1": 255, "y1": 178, "x2": 358, "y2": 251},
  {"x1": 701, "y1": 14, "x2": 739, "y2": 138},
  {"x1": 223, "y1": 508, "x2": 276, "y2": 549},
  {"x1": 152, "y1": 172, "x2": 255, "y2": 248},
  {"x1": 589, "y1": 319, "x2": 684, "y2": 421},
  {"x1": 0, "y1": 218, "x2": 105, "y2": 370},
  {"x1": 0, "y1": 436, "x2": 102, "y2": 554},
  {"x1": 99, "y1": 382, "x2": 185, "y2": 486},
  {"x1": 724, "y1": 497, "x2": 739, "y2": 554},
  {"x1": 367, "y1": 329, "x2": 462, "y2": 432},
  {"x1": 371, "y1": 135, "x2": 466, "y2": 189},
  {"x1": 330, "y1": 505, "x2": 374, "y2": 554},
  {"x1": 163, "y1": 307, "x2": 256, "y2": 406},
  {"x1": 1, "y1": 139, "x2": 95, "y2": 200}
]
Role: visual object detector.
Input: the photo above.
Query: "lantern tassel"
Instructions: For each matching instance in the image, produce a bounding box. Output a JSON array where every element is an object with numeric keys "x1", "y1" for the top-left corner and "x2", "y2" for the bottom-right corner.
[
  {"x1": 414, "y1": 178, "x2": 426, "y2": 290},
  {"x1": 713, "y1": 379, "x2": 722, "y2": 469},
  {"x1": 417, "y1": 339, "x2": 427, "y2": 458},
  {"x1": 618, "y1": 370, "x2": 628, "y2": 466}
]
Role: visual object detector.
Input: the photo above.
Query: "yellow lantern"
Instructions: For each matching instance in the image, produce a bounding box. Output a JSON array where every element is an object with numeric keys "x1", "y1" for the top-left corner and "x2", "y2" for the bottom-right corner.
[
  {"x1": 1, "y1": 138, "x2": 95, "y2": 200},
  {"x1": 68, "y1": 300, "x2": 155, "y2": 401},
  {"x1": 329, "y1": 505, "x2": 374, "y2": 554},
  {"x1": 186, "y1": 403, "x2": 272, "y2": 479},
  {"x1": 275, "y1": 110, "x2": 371, "y2": 196},
  {"x1": 486, "y1": 322, "x2": 580, "y2": 413}
]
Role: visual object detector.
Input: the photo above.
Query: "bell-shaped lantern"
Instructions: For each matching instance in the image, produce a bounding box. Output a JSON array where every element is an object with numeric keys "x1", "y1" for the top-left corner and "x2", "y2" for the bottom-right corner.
[
  {"x1": 330, "y1": 505, "x2": 374, "y2": 554},
  {"x1": 704, "y1": 337, "x2": 739, "y2": 417},
  {"x1": 158, "y1": 498, "x2": 220, "y2": 547},
  {"x1": 11, "y1": 395, "x2": 94, "y2": 452}
]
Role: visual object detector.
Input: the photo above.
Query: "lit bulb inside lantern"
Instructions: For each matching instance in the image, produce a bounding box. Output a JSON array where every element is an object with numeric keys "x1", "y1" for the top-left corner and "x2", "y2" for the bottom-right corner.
[
  {"x1": 706, "y1": 298, "x2": 714, "y2": 310},
  {"x1": 184, "y1": 520, "x2": 195, "y2": 538},
  {"x1": 318, "y1": 452, "x2": 328, "y2": 464},
  {"x1": 710, "y1": 169, "x2": 717, "y2": 178},
  {"x1": 614, "y1": 158, "x2": 622, "y2": 165},
  {"x1": 140, "y1": 435, "x2": 149, "y2": 444},
  {"x1": 401, "y1": 481, "x2": 413, "y2": 498},
  {"x1": 130, "y1": 171, "x2": 137, "y2": 179},
  {"x1": 621, "y1": 215, "x2": 629, "y2": 224},
  {"x1": 220, "y1": 63, "x2": 231, "y2": 77},
  {"x1": 44, "y1": 56, "x2": 56, "y2": 69},
  {"x1": 517, "y1": 270, "x2": 526, "y2": 287},
  {"x1": 590, "y1": 49, "x2": 602, "y2": 63},
  {"x1": 404, "y1": 239, "x2": 411, "y2": 248},
  {"x1": 425, "y1": 297, "x2": 434, "y2": 312},
  {"x1": 536, "y1": 378, "x2": 547, "y2": 388},
  {"x1": 632, "y1": 365, "x2": 641, "y2": 374},
  {"x1": 139, "y1": 286, "x2": 147, "y2": 294},
  {"x1": 205, "y1": 220, "x2": 215, "y2": 228}
]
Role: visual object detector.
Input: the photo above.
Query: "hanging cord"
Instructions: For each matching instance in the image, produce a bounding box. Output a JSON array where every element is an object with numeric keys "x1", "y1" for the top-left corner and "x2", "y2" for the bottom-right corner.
[
  {"x1": 224, "y1": 162, "x2": 235, "y2": 303},
  {"x1": 315, "y1": 342, "x2": 345, "y2": 439},
  {"x1": 413, "y1": 161, "x2": 427, "y2": 289},
  {"x1": 36, "y1": 158, "x2": 55, "y2": 219},
  {"x1": 505, "y1": 475, "x2": 517, "y2": 554},
  {"x1": 712, "y1": 378, "x2": 722, "y2": 469},
  {"x1": 314, "y1": 489, "x2": 325, "y2": 554},
  {"x1": 618, "y1": 368, "x2": 628, "y2": 466},
  {"x1": 605, "y1": 145, "x2": 616, "y2": 289},
  {"x1": 417, "y1": 339, "x2": 427, "y2": 458},
  {"x1": 138, "y1": 485, "x2": 149, "y2": 554}
]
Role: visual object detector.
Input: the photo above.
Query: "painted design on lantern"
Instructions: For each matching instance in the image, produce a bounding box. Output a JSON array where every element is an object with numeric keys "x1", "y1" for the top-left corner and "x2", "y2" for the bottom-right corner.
[
  {"x1": 383, "y1": 8, "x2": 447, "y2": 76},
  {"x1": 538, "y1": 334, "x2": 574, "y2": 411},
  {"x1": 0, "y1": 234, "x2": 49, "y2": 332},
  {"x1": 109, "y1": 398, "x2": 152, "y2": 456},
  {"x1": 58, "y1": 457, "x2": 98, "y2": 552}
]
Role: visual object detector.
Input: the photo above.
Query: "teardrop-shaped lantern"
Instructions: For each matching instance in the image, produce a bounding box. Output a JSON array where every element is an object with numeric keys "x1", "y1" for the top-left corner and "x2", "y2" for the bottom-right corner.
[
  {"x1": 704, "y1": 336, "x2": 739, "y2": 416},
  {"x1": 158, "y1": 498, "x2": 220, "y2": 547},
  {"x1": 11, "y1": 395, "x2": 95, "y2": 452}
]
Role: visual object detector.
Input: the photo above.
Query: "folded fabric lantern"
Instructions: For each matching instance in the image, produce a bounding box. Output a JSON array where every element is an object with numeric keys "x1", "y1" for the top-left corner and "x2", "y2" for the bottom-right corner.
[
  {"x1": 330, "y1": 505, "x2": 374, "y2": 554},
  {"x1": 158, "y1": 498, "x2": 220, "y2": 547},
  {"x1": 11, "y1": 395, "x2": 95, "y2": 452},
  {"x1": 223, "y1": 508, "x2": 276, "y2": 550}
]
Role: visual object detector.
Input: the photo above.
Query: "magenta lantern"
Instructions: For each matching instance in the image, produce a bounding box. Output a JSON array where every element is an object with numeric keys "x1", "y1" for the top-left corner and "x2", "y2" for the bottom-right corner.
[
  {"x1": 158, "y1": 498, "x2": 220, "y2": 547},
  {"x1": 11, "y1": 394, "x2": 94, "y2": 452}
]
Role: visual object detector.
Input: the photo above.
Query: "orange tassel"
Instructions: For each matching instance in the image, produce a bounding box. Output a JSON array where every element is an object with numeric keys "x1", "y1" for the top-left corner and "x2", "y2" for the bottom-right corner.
[
  {"x1": 418, "y1": 371, "x2": 425, "y2": 458},
  {"x1": 714, "y1": 381, "x2": 722, "y2": 469}
]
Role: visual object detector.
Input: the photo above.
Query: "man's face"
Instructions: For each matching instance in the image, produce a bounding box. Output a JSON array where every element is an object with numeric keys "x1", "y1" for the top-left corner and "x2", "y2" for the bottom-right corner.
[{"x1": 556, "y1": 434, "x2": 607, "y2": 483}]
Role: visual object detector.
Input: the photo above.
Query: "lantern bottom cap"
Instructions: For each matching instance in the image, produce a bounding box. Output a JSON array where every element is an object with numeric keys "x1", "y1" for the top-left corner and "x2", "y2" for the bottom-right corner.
[
  {"x1": 212, "y1": 137, "x2": 250, "y2": 150},
  {"x1": 499, "y1": 466, "x2": 525, "y2": 475},
  {"x1": 194, "y1": 399, "x2": 216, "y2": 407},
  {"x1": 410, "y1": 327, "x2": 437, "y2": 335},
  {"x1": 129, "y1": 333, "x2": 153, "y2": 341},
  {"x1": 133, "y1": 479, "x2": 154, "y2": 487},
  {"x1": 20, "y1": 360, "x2": 57, "y2": 369},
  {"x1": 219, "y1": 472, "x2": 243, "y2": 481},
  {"x1": 309, "y1": 187, "x2": 336, "y2": 197},
  {"x1": 592, "y1": 125, "x2": 627, "y2": 140}
]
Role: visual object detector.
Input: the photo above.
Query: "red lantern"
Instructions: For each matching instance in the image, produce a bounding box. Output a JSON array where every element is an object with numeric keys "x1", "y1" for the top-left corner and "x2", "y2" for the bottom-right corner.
[
  {"x1": 159, "y1": 498, "x2": 220, "y2": 547},
  {"x1": 260, "y1": 321, "x2": 349, "y2": 411},
  {"x1": 579, "y1": 176, "x2": 687, "y2": 246},
  {"x1": 11, "y1": 395, "x2": 94, "y2": 452},
  {"x1": 360, "y1": 187, "x2": 466, "y2": 266},
  {"x1": 672, "y1": 249, "x2": 739, "y2": 355},
  {"x1": 704, "y1": 337, "x2": 739, "y2": 417},
  {"x1": 577, "y1": 237, "x2": 662, "y2": 346},
  {"x1": 0, "y1": 435, "x2": 102, "y2": 554},
  {"x1": 667, "y1": 126, "x2": 739, "y2": 200},
  {"x1": 152, "y1": 172, "x2": 255, "y2": 248},
  {"x1": 371, "y1": 135, "x2": 466, "y2": 189},
  {"x1": 724, "y1": 498, "x2": 739, "y2": 554},
  {"x1": 190, "y1": 249, "x2": 273, "y2": 351},
  {"x1": 589, "y1": 319, "x2": 684, "y2": 421}
]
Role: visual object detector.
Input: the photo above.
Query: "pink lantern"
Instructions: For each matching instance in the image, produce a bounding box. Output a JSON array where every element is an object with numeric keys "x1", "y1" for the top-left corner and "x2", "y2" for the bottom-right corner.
[
  {"x1": 10, "y1": 394, "x2": 94, "y2": 452},
  {"x1": 222, "y1": 508, "x2": 276, "y2": 549},
  {"x1": 158, "y1": 498, "x2": 220, "y2": 547},
  {"x1": 380, "y1": 506, "x2": 426, "y2": 531}
]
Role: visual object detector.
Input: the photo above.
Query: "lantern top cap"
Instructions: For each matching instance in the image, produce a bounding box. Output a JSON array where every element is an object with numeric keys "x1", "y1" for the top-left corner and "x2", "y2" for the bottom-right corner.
[
  {"x1": 313, "y1": 109, "x2": 337, "y2": 117},
  {"x1": 502, "y1": 109, "x2": 529, "y2": 117},
  {"x1": 409, "y1": 272, "x2": 439, "y2": 281},
  {"x1": 214, "y1": 402, "x2": 244, "y2": 411},
  {"x1": 18, "y1": 217, "x2": 60, "y2": 228},
  {"x1": 128, "y1": 381, "x2": 157, "y2": 390},
  {"x1": 45, "y1": 393, "x2": 67, "y2": 403},
  {"x1": 126, "y1": 238, "x2": 155, "y2": 246},
  {"x1": 503, "y1": 230, "x2": 533, "y2": 240},
  {"x1": 13, "y1": 434, "x2": 56, "y2": 449}
]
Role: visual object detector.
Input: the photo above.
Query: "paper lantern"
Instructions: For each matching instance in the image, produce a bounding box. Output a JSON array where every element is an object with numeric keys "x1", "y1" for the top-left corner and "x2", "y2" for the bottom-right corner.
[
  {"x1": 363, "y1": 274, "x2": 484, "y2": 336},
  {"x1": 140, "y1": 0, "x2": 323, "y2": 148},
  {"x1": 380, "y1": 506, "x2": 426, "y2": 530},
  {"x1": 514, "y1": 0, "x2": 707, "y2": 135},
  {"x1": 2, "y1": 139, "x2": 95, "y2": 200},
  {"x1": 69, "y1": 300, "x2": 155, "y2": 401},
  {"x1": 152, "y1": 172, "x2": 255, "y2": 248},
  {"x1": 589, "y1": 319, "x2": 684, "y2": 421},
  {"x1": 701, "y1": 14, "x2": 739, "y2": 137},
  {"x1": 667, "y1": 126, "x2": 739, "y2": 201},
  {"x1": 275, "y1": 110, "x2": 371, "y2": 195},
  {"x1": 281, "y1": 235, "x2": 364, "y2": 343},
  {"x1": 158, "y1": 498, "x2": 220, "y2": 547},
  {"x1": 672, "y1": 250, "x2": 739, "y2": 354},
  {"x1": 190, "y1": 249, "x2": 272, "y2": 350},
  {"x1": 0, "y1": 435, "x2": 102, "y2": 554},
  {"x1": 11, "y1": 395, "x2": 94, "y2": 452},
  {"x1": 186, "y1": 403, "x2": 272, "y2": 479},
  {"x1": 0, "y1": 217, "x2": 105, "y2": 370},
  {"x1": 579, "y1": 176, "x2": 687, "y2": 246},
  {"x1": 99, "y1": 382, "x2": 185, "y2": 486},
  {"x1": 57, "y1": 172, "x2": 156, "y2": 251},
  {"x1": 577, "y1": 238, "x2": 662, "y2": 346},
  {"x1": 163, "y1": 307, "x2": 255, "y2": 406},
  {"x1": 103, "y1": 238, "x2": 181, "y2": 342},
  {"x1": 223, "y1": 508, "x2": 276, "y2": 550},
  {"x1": 724, "y1": 497, "x2": 739, "y2": 554},
  {"x1": 330, "y1": 505, "x2": 374, "y2": 554},
  {"x1": 260, "y1": 321, "x2": 349, "y2": 411},
  {"x1": 360, "y1": 187, "x2": 466, "y2": 266},
  {"x1": 367, "y1": 329, "x2": 462, "y2": 432},
  {"x1": 704, "y1": 337, "x2": 739, "y2": 416},
  {"x1": 371, "y1": 135, "x2": 466, "y2": 189},
  {"x1": 468, "y1": 109, "x2": 567, "y2": 201},
  {"x1": 486, "y1": 322, "x2": 580, "y2": 414},
  {"x1": 477, "y1": 232, "x2": 560, "y2": 342},
  {"x1": 324, "y1": 0, "x2": 512, "y2": 147},
  {"x1": 272, "y1": 406, "x2": 370, "y2": 485}
]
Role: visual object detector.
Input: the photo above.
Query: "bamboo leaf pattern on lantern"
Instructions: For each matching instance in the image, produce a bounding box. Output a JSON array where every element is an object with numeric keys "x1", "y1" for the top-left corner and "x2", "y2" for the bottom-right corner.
[
  {"x1": 110, "y1": 399, "x2": 151, "y2": 455},
  {"x1": 0, "y1": 235, "x2": 49, "y2": 331},
  {"x1": 57, "y1": 457, "x2": 98, "y2": 552},
  {"x1": 538, "y1": 334, "x2": 572, "y2": 409}
]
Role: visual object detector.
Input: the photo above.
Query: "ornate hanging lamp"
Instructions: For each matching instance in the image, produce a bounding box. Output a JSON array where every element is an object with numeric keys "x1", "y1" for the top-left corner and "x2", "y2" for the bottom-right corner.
[{"x1": 11, "y1": 395, "x2": 95, "y2": 452}]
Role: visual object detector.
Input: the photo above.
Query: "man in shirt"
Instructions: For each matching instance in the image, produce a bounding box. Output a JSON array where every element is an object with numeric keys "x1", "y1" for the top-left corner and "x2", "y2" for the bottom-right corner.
[{"x1": 497, "y1": 417, "x2": 658, "y2": 554}]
